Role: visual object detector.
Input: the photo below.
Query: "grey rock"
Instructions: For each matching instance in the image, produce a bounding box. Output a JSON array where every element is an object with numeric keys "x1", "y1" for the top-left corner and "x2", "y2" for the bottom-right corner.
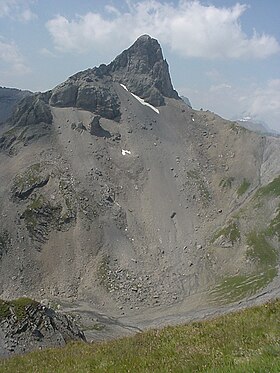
[
  {"x1": 0, "y1": 301, "x2": 85, "y2": 357},
  {"x1": 0, "y1": 87, "x2": 32, "y2": 123},
  {"x1": 108, "y1": 34, "x2": 179, "y2": 106}
]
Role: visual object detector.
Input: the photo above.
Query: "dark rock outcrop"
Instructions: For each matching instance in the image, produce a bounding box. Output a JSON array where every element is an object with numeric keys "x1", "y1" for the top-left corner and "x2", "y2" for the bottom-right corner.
[
  {"x1": 0, "y1": 299, "x2": 85, "y2": 357},
  {"x1": 90, "y1": 116, "x2": 111, "y2": 138}
]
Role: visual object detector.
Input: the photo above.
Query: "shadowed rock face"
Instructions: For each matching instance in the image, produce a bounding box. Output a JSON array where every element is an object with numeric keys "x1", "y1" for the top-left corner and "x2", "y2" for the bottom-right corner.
[{"x1": 0, "y1": 87, "x2": 32, "y2": 123}]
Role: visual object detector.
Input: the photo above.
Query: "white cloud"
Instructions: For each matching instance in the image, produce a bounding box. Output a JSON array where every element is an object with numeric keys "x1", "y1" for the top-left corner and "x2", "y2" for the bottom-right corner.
[
  {"x1": 19, "y1": 8, "x2": 37, "y2": 22},
  {"x1": 242, "y1": 80, "x2": 280, "y2": 129},
  {"x1": 0, "y1": 38, "x2": 30, "y2": 75},
  {"x1": 39, "y1": 47, "x2": 57, "y2": 58},
  {"x1": 210, "y1": 83, "x2": 232, "y2": 92},
  {"x1": 0, "y1": 0, "x2": 37, "y2": 22},
  {"x1": 46, "y1": 0, "x2": 279, "y2": 59}
]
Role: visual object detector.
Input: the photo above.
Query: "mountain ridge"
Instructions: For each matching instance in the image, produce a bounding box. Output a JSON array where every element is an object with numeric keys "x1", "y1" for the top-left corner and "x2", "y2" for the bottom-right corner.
[{"x1": 0, "y1": 35, "x2": 279, "y2": 355}]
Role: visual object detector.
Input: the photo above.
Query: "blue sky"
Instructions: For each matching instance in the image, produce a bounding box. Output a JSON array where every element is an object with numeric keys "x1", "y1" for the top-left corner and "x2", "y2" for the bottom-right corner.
[{"x1": 0, "y1": 0, "x2": 279, "y2": 131}]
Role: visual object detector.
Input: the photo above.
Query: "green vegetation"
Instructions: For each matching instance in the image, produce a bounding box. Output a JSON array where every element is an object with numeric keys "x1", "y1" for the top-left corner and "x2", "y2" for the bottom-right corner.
[
  {"x1": 13, "y1": 163, "x2": 42, "y2": 193},
  {"x1": 0, "y1": 299, "x2": 10, "y2": 320},
  {"x1": 210, "y1": 227, "x2": 278, "y2": 304},
  {"x1": 246, "y1": 231, "x2": 277, "y2": 267},
  {"x1": 266, "y1": 205, "x2": 280, "y2": 240},
  {"x1": 22, "y1": 195, "x2": 62, "y2": 242},
  {"x1": 256, "y1": 176, "x2": 280, "y2": 198},
  {"x1": 0, "y1": 298, "x2": 38, "y2": 321},
  {"x1": 1, "y1": 300, "x2": 280, "y2": 372},
  {"x1": 211, "y1": 221, "x2": 240, "y2": 244},
  {"x1": 219, "y1": 177, "x2": 234, "y2": 189},
  {"x1": 237, "y1": 178, "x2": 250, "y2": 197},
  {"x1": 23, "y1": 195, "x2": 45, "y2": 231},
  {"x1": 210, "y1": 269, "x2": 277, "y2": 304}
]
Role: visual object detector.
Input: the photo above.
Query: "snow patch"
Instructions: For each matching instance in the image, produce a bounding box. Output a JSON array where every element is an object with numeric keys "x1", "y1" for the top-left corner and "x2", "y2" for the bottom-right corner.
[
  {"x1": 122, "y1": 149, "x2": 131, "y2": 155},
  {"x1": 120, "y1": 84, "x2": 159, "y2": 114},
  {"x1": 120, "y1": 84, "x2": 128, "y2": 91},
  {"x1": 239, "y1": 116, "x2": 252, "y2": 122}
]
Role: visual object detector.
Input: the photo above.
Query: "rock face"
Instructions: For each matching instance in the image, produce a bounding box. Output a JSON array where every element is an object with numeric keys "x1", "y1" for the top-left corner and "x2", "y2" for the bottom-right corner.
[
  {"x1": 0, "y1": 92, "x2": 53, "y2": 153},
  {"x1": 50, "y1": 35, "x2": 179, "y2": 118},
  {"x1": 0, "y1": 299, "x2": 85, "y2": 357},
  {"x1": 108, "y1": 34, "x2": 179, "y2": 106},
  {"x1": 0, "y1": 87, "x2": 31, "y2": 123},
  {"x1": 50, "y1": 76, "x2": 121, "y2": 120}
]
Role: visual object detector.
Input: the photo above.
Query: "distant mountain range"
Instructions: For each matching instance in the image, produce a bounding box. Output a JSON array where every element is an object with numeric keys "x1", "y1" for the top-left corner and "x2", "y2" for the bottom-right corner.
[{"x1": 236, "y1": 116, "x2": 279, "y2": 136}]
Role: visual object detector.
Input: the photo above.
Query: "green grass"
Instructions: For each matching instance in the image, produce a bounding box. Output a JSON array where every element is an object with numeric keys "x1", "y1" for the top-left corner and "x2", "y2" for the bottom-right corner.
[
  {"x1": 210, "y1": 227, "x2": 278, "y2": 304},
  {"x1": 237, "y1": 179, "x2": 250, "y2": 197},
  {"x1": 0, "y1": 299, "x2": 10, "y2": 320},
  {"x1": 1, "y1": 300, "x2": 280, "y2": 372},
  {"x1": 246, "y1": 231, "x2": 277, "y2": 267},
  {"x1": 210, "y1": 269, "x2": 277, "y2": 304},
  {"x1": 266, "y1": 205, "x2": 280, "y2": 240},
  {"x1": 256, "y1": 176, "x2": 280, "y2": 198},
  {"x1": 211, "y1": 221, "x2": 240, "y2": 244},
  {"x1": 0, "y1": 298, "x2": 38, "y2": 321}
]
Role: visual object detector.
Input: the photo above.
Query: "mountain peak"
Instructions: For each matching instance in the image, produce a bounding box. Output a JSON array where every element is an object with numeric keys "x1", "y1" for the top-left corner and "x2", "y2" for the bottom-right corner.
[
  {"x1": 108, "y1": 34, "x2": 163, "y2": 76},
  {"x1": 50, "y1": 35, "x2": 179, "y2": 118},
  {"x1": 108, "y1": 35, "x2": 179, "y2": 106}
]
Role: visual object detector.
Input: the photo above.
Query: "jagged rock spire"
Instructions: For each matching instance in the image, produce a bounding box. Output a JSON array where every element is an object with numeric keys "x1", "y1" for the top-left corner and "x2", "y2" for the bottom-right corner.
[{"x1": 108, "y1": 35, "x2": 179, "y2": 106}]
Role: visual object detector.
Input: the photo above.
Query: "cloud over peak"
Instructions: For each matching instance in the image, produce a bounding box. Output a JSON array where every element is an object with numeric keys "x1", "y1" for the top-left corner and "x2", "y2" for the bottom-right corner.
[
  {"x1": 46, "y1": 0, "x2": 279, "y2": 59},
  {"x1": 0, "y1": 38, "x2": 30, "y2": 75}
]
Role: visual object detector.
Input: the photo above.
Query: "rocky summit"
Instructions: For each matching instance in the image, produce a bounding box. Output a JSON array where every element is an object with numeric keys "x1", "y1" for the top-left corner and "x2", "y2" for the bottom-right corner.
[{"x1": 0, "y1": 35, "x2": 279, "y2": 351}]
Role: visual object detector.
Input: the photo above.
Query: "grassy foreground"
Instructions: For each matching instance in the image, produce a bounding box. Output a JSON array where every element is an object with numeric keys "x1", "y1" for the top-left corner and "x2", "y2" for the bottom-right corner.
[{"x1": 1, "y1": 300, "x2": 280, "y2": 373}]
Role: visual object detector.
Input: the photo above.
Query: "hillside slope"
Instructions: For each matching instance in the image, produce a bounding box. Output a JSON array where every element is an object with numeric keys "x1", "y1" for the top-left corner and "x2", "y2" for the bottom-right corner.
[{"x1": 0, "y1": 36, "x2": 279, "y2": 342}]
